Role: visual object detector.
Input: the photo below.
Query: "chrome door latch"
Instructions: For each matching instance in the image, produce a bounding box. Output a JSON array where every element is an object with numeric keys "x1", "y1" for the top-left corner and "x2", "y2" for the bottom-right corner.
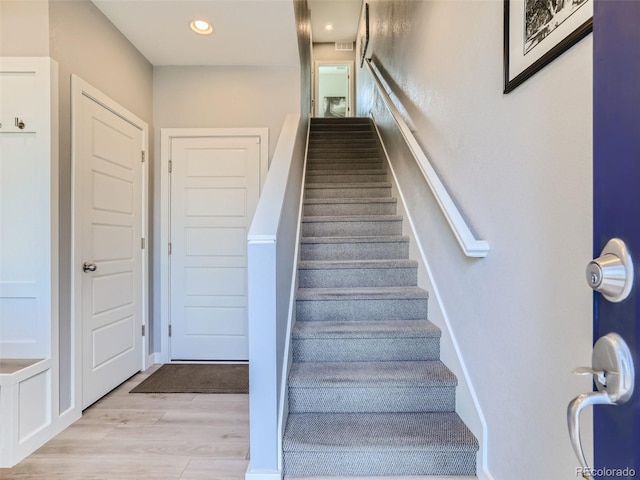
[
  {"x1": 568, "y1": 333, "x2": 635, "y2": 480},
  {"x1": 83, "y1": 262, "x2": 97, "y2": 273},
  {"x1": 586, "y1": 238, "x2": 634, "y2": 302}
]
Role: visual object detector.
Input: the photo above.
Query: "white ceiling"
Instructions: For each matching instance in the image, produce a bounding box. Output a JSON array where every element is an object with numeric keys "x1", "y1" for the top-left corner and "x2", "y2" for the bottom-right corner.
[
  {"x1": 308, "y1": 0, "x2": 362, "y2": 43},
  {"x1": 92, "y1": 0, "x2": 362, "y2": 67}
]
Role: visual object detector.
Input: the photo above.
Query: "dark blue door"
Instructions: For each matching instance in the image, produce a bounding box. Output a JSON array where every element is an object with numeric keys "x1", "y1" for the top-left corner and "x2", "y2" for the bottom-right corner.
[{"x1": 593, "y1": 0, "x2": 640, "y2": 476}]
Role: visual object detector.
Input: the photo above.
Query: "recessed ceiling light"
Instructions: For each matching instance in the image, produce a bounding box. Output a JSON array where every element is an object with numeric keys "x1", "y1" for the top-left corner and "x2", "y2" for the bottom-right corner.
[
  {"x1": 324, "y1": 24, "x2": 334, "y2": 31},
  {"x1": 190, "y1": 19, "x2": 213, "y2": 35}
]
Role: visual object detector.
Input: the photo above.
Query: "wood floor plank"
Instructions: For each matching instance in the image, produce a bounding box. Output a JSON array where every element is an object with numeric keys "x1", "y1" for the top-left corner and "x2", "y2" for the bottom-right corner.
[
  {"x1": 0, "y1": 366, "x2": 250, "y2": 480},
  {"x1": 76, "y1": 408, "x2": 165, "y2": 425},
  {"x1": 179, "y1": 458, "x2": 249, "y2": 480},
  {"x1": 0, "y1": 455, "x2": 191, "y2": 480}
]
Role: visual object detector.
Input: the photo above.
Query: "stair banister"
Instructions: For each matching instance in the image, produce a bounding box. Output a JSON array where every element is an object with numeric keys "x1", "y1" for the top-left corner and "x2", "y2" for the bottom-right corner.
[
  {"x1": 364, "y1": 58, "x2": 490, "y2": 258},
  {"x1": 246, "y1": 113, "x2": 307, "y2": 478}
]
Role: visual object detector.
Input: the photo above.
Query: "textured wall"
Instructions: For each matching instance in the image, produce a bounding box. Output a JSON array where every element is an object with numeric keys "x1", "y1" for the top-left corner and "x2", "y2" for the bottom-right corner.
[{"x1": 357, "y1": 1, "x2": 593, "y2": 478}]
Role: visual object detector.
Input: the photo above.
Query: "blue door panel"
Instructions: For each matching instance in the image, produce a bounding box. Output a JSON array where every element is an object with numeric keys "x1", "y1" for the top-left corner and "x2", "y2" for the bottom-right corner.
[{"x1": 593, "y1": 0, "x2": 640, "y2": 473}]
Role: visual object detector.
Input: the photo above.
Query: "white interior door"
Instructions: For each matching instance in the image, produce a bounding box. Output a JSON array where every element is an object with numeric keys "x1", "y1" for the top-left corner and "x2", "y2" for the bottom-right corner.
[
  {"x1": 169, "y1": 136, "x2": 261, "y2": 361},
  {"x1": 77, "y1": 89, "x2": 144, "y2": 408}
]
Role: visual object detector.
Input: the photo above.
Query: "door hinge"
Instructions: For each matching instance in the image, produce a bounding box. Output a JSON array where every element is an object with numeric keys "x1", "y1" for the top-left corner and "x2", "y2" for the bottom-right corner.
[
  {"x1": 141, "y1": 151, "x2": 146, "y2": 163},
  {"x1": 168, "y1": 242, "x2": 172, "y2": 255},
  {"x1": 141, "y1": 325, "x2": 146, "y2": 336},
  {"x1": 168, "y1": 324, "x2": 172, "y2": 337},
  {"x1": 168, "y1": 160, "x2": 172, "y2": 173},
  {"x1": 141, "y1": 238, "x2": 145, "y2": 249}
]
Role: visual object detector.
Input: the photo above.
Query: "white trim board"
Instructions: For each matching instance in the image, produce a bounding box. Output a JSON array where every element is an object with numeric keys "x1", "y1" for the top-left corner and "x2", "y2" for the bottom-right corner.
[
  {"x1": 70, "y1": 75, "x2": 149, "y2": 412},
  {"x1": 159, "y1": 128, "x2": 269, "y2": 363},
  {"x1": 371, "y1": 116, "x2": 494, "y2": 480}
]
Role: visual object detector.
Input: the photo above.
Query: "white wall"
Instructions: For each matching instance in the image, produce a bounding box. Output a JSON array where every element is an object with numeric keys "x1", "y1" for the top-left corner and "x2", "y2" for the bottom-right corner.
[
  {"x1": 153, "y1": 66, "x2": 299, "y2": 162},
  {"x1": 0, "y1": 1, "x2": 50, "y2": 56},
  {"x1": 357, "y1": 1, "x2": 593, "y2": 478},
  {"x1": 49, "y1": 0, "x2": 154, "y2": 412}
]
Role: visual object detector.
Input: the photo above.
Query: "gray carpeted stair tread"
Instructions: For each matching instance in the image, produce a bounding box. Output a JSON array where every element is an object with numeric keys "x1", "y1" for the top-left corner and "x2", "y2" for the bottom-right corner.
[
  {"x1": 303, "y1": 198, "x2": 397, "y2": 215},
  {"x1": 306, "y1": 162, "x2": 385, "y2": 171},
  {"x1": 308, "y1": 147, "x2": 379, "y2": 152},
  {"x1": 306, "y1": 168, "x2": 386, "y2": 174},
  {"x1": 292, "y1": 320, "x2": 441, "y2": 363},
  {"x1": 284, "y1": 412, "x2": 478, "y2": 452},
  {"x1": 303, "y1": 214, "x2": 402, "y2": 223},
  {"x1": 307, "y1": 167, "x2": 388, "y2": 176},
  {"x1": 299, "y1": 235, "x2": 410, "y2": 261},
  {"x1": 284, "y1": 117, "x2": 478, "y2": 477},
  {"x1": 296, "y1": 286, "x2": 429, "y2": 301},
  {"x1": 298, "y1": 259, "x2": 418, "y2": 270},
  {"x1": 305, "y1": 188, "x2": 391, "y2": 200},
  {"x1": 304, "y1": 182, "x2": 391, "y2": 189},
  {"x1": 306, "y1": 174, "x2": 388, "y2": 184},
  {"x1": 288, "y1": 361, "x2": 457, "y2": 388},
  {"x1": 300, "y1": 235, "x2": 409, "y2": 245},
  {"x1": 297, "y1": 259, "x2": 417, "y2": 288},
  {"x1": 308, "y1": 151, "x2": 381, "y2": 159},
  {"x1": 293, "y1": 320, "x2": 440, "y2": 339},
  {"x1": 302, "y1": 216, "x2": 402, "y2": 238},
  {"x1": 304, "y1": 197, "x2": 396, "y2": 205}
]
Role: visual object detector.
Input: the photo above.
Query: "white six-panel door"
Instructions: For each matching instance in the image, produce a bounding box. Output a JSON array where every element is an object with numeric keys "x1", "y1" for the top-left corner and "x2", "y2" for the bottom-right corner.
[
  {"x1": 169, "y1": 135, "x2": 262, "y2": 360},
  {"x1": 74, "y1": 80, "x2": 145, "y2": 408}
]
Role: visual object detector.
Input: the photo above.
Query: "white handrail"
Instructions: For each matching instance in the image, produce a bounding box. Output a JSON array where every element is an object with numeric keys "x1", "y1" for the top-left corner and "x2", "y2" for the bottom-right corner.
[{"x1": 364, "y1": 59, "x2": 489, "y2": 258}]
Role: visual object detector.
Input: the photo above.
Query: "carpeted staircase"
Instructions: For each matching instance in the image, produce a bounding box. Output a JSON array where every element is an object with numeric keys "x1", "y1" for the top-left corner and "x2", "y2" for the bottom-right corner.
[{"x1": 282, "y1": 117, "x2": 479, "y2": 478}]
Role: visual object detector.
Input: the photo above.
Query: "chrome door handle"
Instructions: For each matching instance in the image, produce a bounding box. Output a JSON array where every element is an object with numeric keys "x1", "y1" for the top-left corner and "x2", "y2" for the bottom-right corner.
[
  {"x1": 82, "y1": 262, "x2": 97, "y2": 273},
  {"x1": 567, "y1": 333, "x2": 635, "y2": 479},
  {"x1": 586, "y1": 238, "x2": 634, "y2": 302}
]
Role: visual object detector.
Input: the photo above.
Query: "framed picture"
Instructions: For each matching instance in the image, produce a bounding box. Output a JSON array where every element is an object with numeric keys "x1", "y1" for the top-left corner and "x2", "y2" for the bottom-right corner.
[
  {"x1": 503, "y1": 0, "x2": 593, "y2": 93},
  {"x1": 359, "y1": 3, "x2": 370, "y2": 68}
]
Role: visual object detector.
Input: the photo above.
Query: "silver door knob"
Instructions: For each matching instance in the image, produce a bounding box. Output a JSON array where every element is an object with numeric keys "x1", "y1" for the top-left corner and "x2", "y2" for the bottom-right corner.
[
  {"x1": 586, "y1": 238, "x2": 634, "y2": 302},
  {"x1": 83, "y1": 262, "x2": 97, "y2": 273},
  {"x1": 567, "y1": 333, "x2": 635, "y2": 479}
]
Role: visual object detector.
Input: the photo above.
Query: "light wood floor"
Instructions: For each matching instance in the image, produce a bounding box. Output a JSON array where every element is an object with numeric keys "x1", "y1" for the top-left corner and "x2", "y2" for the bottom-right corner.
[{"x1": 0, "y1": 365, "x2": 249, "y2": 480}]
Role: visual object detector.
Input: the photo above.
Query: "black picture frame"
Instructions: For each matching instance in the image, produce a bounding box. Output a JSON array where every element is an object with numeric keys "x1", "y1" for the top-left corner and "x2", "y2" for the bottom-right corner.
[{"x1": 503, "y1": 0, "x2": 593, "y2": 93}]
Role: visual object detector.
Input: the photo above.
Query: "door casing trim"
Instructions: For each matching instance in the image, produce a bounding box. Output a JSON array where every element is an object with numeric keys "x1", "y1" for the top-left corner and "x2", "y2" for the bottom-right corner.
[
  {"x1": 313, "y1": 60, "x2": 355, "y2": 118},
  {"x1": 159, "y1": 128, "x2": 269, "y2": 363},
  {"x1": 70, "y1": 75, "x2": 149, "y2": 411}
]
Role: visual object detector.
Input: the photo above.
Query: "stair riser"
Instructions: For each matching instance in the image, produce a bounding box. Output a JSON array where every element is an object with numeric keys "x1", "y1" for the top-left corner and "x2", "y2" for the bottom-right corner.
[
  {"x1": 298, "y1": 266, "x2": 417, "y2": 288},
  {"x1": 288, "y1": 386, "x2": 456, "y2": 413},
  {"x1": 310, "y1": 131, "x2": 374, "y2": 137},
  {"x1": 292, "y1": 337, "x2": 440, "y2": 362},
  {"x1": 305, "y1": 186, "x2": 391, "y2": 199},
  {"x1": 300, "y1": 241, "x2": 410, "y2": 261},
  {"x1": 296, "y1": 298, "x2": 428, "y2": 321},
  {"x1": 283, "y1": 451, "x2": 477, "y2": 477},
  {"x1": 311, "y1": 124, "x2": 372, "y2": 129},
  {"x1": 308, "y1": 150, "x2": 380, "y2": 159},
  {"x1": 306, "y1": 161, "x2": 384, "y2": 171},
  {"x1": 306, "y1": 173, "x2": 388, "y2": 184},
  {"x1": 309, "y1": 140, "x2": 376, "y2": 147},
  {"x1": 303, "y1": 201, "x2": 396, "y2": 216},
  {"x1": 302, "y1": 220, "x2": 402, "y2": 237}
]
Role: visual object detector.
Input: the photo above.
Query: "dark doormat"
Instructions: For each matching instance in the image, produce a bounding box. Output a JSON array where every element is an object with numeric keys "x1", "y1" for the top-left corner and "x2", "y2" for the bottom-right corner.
[{"x1": 129, "y1": 364, "x2": 248, "y2": 394}]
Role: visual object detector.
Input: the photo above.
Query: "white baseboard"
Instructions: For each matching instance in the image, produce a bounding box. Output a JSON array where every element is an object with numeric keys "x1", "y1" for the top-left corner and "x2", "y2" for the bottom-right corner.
[
  {"x1": 245, "y1": 465, "x2": 282, "y2": 480},
  {"x1": 145, "y1": 352, "x2": 160, "y2": 369}
]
